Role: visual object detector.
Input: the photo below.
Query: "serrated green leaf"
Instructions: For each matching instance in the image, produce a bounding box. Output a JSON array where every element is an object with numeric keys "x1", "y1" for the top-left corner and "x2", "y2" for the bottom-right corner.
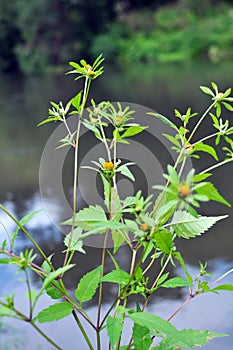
[
  {"x1": 37, "y1": 302, "x2": 73, "y2": 323},
  {"x1": 120, "y1": 126, "x2": 147, "y2": 138},
  {"x1": 132, "y1": 323, "x2": 153, "y2": 350},
  {"x1": 102, "y1": 269, "x2": 131, "y2": 286},
  {"x1": 75, "y1": 265, "x2": 101, "y2": 304},
  {"x1": 42, "y1": 265, "x2": 75, "y2": 291},
  {"x1": 111, "y1": 230, "x2": 126, "y2": 254},
  {"x1": 63, "y1": 228, "x2": 85, "y2": 253},
  {"x1": 195, "y1": 182, "x2": 231, "y2": 207},
  {"x1": 164, "y1": 329, "x2": 227, "y2": 348},
  {"x1": 161, "y1": 277, "x2": 192, "y2": 288},
  {"x1": 154, "y1": 200, "x2": 177, "y2": 224},
  {"x1": 129, "y1": 312, "x2": 177, "y2": 336},
  {"x1": 107, "y1": 316, "x2": 123, "y2": 349},
  {"x1": 169, "y1": 210, "x2": 228, "y2": 239},
  {"x1": 154, "y1": 230, "x2": 173, "y2": 254},
  {"x1": 62, "y1": 205, "x2": 107, "y2": 230}
]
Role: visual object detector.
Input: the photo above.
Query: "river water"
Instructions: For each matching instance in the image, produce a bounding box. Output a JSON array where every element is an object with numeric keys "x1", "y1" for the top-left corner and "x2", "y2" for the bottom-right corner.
[{"x1": 0, "y1": 60, "x2": 232, "y2": 349}]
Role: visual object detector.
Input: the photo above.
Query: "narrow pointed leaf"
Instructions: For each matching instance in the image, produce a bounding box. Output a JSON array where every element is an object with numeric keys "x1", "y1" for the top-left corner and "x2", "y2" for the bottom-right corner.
[
  {"x1": 148, "y1": 112, "x2": 178, "y2": 130},
  {"x1": 160, "y1": 277, "x2": 192, "y2": 288},
  {"x1": 42, "y1": 265, "x2": 75, "y2": 290}
]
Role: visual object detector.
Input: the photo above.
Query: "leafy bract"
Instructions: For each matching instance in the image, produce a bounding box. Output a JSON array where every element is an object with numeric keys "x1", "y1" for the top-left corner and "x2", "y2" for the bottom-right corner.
[
  {"x1": 169, "y1": 210, "x2": 228, "y2": 239},
  {"x1": 75, "y1": 265, "x2": 101, "y2": 304},
  {"x1": 37, "y1": 302, "x2": 73, "y2": 323}
]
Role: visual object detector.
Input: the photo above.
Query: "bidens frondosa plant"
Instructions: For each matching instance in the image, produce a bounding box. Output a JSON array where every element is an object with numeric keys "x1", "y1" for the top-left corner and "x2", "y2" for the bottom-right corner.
[{"x1": 0, "y1": 55, "x2": 233, "y2": 350}]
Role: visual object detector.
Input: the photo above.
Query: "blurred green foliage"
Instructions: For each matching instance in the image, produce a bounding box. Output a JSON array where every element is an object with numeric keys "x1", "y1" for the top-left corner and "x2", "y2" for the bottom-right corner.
[
  {"x1": 92, "y1": 1, "x2": 233, "y2": 65},
  {"x1": 0, "y1": 0, "x2": 232, "y2": 74}
]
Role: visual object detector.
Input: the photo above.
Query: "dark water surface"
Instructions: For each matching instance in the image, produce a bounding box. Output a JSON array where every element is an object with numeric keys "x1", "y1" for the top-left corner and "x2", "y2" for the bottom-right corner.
[{"x1": 0, "y1": 61, "x2": 233, "y2": 349}]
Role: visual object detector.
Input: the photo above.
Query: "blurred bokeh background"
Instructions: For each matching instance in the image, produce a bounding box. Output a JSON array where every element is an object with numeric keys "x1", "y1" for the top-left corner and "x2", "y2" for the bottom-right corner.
[{"x1": 0, "y1": 1, "x2": 233, "y2": 349}]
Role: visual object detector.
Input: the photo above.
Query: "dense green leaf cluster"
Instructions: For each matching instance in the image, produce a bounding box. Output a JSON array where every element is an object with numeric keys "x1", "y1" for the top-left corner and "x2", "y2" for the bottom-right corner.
[{"x1": 0, "y1": 56, "x2": 233, "y2": 349}]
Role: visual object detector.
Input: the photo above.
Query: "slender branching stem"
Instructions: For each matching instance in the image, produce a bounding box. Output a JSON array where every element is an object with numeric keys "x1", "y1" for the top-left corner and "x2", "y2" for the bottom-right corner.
[
  {"x1": 24, "y1": 269, "x2": 33, "y2": 320},
  {"x1": 187, "y1": 102, "x2": 216, "y2": 143},
  {"x1": 0, "y1": 302, "x2": 62, "y2": 350},
  {"x1": 191, "y1": 131, "x2": 220, "y2": 146},
  {"x1": 0, "y1": 204, "x2": 54, "y2": 271},
  {"x1": 63, "y1": 76, "x2": 91, "y2": 267},
  {"x1": 72, "y1": 310, "x2": 94, "y2": 350},
  {"x1": 200, "y1": 158, "x2": 233, "y2": 174}
]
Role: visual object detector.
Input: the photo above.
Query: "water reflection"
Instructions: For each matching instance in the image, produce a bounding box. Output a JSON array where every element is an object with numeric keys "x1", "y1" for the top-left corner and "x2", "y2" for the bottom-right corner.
[{"x1": 0, "y1": 61, "x2": 233, "y2": 349}]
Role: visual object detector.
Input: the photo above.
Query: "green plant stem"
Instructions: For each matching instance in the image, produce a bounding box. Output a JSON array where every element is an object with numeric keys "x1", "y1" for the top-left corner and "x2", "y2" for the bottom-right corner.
[
  {"x1": 167, "y1": 295, "x2": 193, "y2": 322},
  {"x1": 187, "y1": 101, "x2": 216, "y2": 143},
  {"x1": 200, "y1": 158, "x2": 233, "y2": 174},
  {"x1": 142, "y1": 256, "x2": 156, "y2": 276},
  {"x1": 63, "y1": 76, "x2": 91, "y2": 267},
  {"x1": 143, "y1": 254, "x2": 172, "y2": 311},
  {"x1": 97, "y1": 181, "x2": 112, "y2": 332},
  {"x1": 0, "y1": 204, "x2": 54, "y2": 271},
  {"x1": 98, "y1": 114, "x2": 111, "y2": 162},
  {"x1": 24, "y1": 269, "x2": 33, "y2": 320},
  {"x1": 72, "y1": 310, "x2": 94, "y2": 350},
  {"x1": 0, "y1": 220, "x2": 12, "y2": 251},
  {"x1": 151, "y1": 254, "x2": 171, "y2": 290},
  {"x1": 30, "y1": 320, "x2": 63, "y2": 350},
  {"x1": 97, "y1": 331, "x2": 101, "y2": 350},
  {"x1": 178, "y1": 157, "x2": 186, "y2": 178},
  {"x1": 209, "y1": 268, "x2": 233, "y2": 286},
  {"x1": 191, "y1": 131, "x2": 220, "y2": 146},
  {"x1": 0, "y1": 301, "x2": 62, "y2": 350}
]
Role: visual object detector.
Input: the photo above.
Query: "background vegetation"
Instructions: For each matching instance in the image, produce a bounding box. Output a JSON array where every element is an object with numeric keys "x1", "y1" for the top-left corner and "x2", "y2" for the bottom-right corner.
[{"x1": 0, "y1": 0, "x2": 233, "y2": 74}]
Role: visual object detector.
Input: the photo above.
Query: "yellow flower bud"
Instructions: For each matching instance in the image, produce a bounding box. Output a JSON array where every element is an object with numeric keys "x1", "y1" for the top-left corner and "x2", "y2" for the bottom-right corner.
[
  {"x1": 140, "y1": 223, "x2": 149, "y2": 231},
  {"x1": 103, "y1": 162, "x2": 114, "y2": 171},
  {"x1": 179, "y1": 184, "x2": 191, "y2": 198}
]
